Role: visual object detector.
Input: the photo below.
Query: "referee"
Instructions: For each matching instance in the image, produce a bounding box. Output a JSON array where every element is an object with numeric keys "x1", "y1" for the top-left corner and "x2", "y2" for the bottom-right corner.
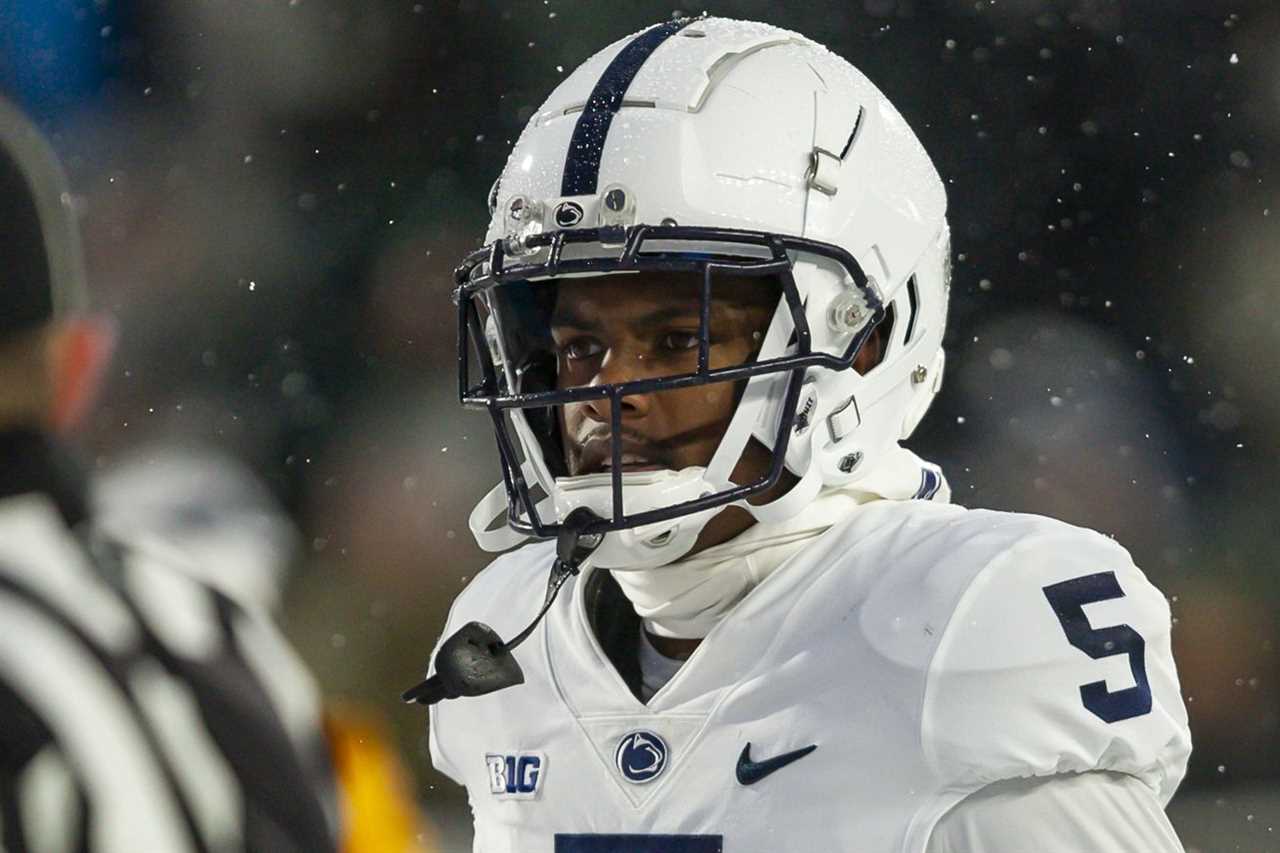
[{"x1": 0, "y1": 96, "x2": 340, "y2": 851}]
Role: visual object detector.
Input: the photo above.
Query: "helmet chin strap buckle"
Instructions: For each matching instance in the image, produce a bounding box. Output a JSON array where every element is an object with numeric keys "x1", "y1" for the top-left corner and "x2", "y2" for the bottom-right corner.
[{"x1": 402, "y1": 508, "x2": 603, "y2": 706}]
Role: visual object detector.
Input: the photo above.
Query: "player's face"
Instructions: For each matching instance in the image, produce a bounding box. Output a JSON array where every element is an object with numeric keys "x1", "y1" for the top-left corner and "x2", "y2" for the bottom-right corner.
[{"x1": 551, "y1": 271, "x2": 777, "y2": 481}]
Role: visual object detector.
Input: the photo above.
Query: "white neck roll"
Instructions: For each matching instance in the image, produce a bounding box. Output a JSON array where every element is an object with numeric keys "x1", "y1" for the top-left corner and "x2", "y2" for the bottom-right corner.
[{"x1": 611, "y1": 448, "x2": 950, "y2": 639}]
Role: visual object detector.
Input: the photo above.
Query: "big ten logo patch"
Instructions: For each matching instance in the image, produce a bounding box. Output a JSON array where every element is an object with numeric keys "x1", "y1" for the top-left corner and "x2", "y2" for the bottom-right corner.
[{"x1": 485, "y1": 752, "x2": 545, "y2": 799}]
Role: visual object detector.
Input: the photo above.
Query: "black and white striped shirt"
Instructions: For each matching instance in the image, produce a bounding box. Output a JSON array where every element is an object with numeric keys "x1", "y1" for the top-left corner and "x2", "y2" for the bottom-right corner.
[{"x1": 0, "y1": 432, "x2": 339, "y2": 853}]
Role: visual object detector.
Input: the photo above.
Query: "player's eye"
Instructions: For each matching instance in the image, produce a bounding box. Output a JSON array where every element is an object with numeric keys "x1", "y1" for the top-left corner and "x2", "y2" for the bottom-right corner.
[
  {"x1": 560, "y1": 336, "x2": 604, "y2": 361},
  {"x1": 659, "y1": 331, "x2": 700, "y2": 352}
]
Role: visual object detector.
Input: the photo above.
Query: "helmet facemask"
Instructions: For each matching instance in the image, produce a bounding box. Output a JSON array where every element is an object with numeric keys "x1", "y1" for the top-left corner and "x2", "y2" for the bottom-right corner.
[{"x1": 457, "y1": 224, "x2": 884, "y2": 569}]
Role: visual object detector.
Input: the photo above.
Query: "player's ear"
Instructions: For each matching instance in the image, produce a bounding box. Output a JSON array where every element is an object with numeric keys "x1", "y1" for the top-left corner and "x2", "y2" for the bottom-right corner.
[{"x1": 47, "y1": 315, "x2": 116, "y2": 434}]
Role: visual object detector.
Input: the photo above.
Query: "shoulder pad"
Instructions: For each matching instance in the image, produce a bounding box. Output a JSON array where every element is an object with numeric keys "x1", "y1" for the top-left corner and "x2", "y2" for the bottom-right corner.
[
  {"x1": 438, "y1": 541, "x2": 558, "y2": 642},
  {"x1": 921, "y1": 515, "x2": 1190, "y2": 803}
]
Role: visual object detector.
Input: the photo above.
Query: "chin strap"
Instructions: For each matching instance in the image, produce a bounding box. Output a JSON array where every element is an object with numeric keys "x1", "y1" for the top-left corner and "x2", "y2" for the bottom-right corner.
[
  {"x1": 742, "y1": 449, "x2": 825, "y2": 524},
  {"x1": 402, "y1": 508, "x2": 602, "y2": 706},
  {"x1": 468, "y1": 482, "x2": 531, "y2": 552}
]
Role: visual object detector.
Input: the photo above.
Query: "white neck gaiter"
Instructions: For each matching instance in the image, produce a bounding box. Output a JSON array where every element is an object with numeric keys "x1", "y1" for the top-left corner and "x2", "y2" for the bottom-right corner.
[{"x1": 610, "y1": 447, "x2": 949, "y2": 639}]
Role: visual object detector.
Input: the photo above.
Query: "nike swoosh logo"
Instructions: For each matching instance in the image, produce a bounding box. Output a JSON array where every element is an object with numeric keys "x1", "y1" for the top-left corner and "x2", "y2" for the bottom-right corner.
[{"x1": 735, "y1": 742, "x2": 818, "y2": 786}]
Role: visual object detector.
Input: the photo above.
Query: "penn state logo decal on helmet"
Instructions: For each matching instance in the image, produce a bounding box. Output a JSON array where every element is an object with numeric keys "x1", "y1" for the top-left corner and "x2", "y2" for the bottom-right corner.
[
  {"x1": 615, "y1": 730, "x2": 668, "y2": 784},
  {"x1": 553, "y1": 200, "x2": 584, "y2": 228}
]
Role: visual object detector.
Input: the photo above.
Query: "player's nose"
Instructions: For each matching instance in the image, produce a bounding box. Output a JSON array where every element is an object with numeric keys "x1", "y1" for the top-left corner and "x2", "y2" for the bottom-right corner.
[{"x1": 581, "y1": 346, "x2": 655, "y2": 423}]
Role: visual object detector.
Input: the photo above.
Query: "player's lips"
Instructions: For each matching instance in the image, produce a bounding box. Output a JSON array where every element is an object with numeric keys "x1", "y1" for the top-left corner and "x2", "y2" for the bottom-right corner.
[{"x1": 575, "y1": 436, "x2": 667, "y2": 475}]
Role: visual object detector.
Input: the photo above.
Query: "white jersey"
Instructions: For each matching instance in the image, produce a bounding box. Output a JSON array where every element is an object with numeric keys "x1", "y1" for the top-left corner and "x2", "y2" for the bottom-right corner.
[{"x1": 429, "y1": 500, "x2": 1191, "y2": 853}]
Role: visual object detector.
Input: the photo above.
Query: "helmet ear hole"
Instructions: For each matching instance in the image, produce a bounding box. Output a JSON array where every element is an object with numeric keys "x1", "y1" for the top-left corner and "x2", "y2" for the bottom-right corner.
[{"x1": 854, "y1": 307, "x2": 893, "y2": 376}]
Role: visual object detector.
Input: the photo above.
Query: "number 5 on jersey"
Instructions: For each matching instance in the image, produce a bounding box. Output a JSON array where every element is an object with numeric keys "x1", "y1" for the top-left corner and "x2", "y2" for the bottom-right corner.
[{"x1": 1042, "y1": 571, "x2": 1153, "y2": 724}]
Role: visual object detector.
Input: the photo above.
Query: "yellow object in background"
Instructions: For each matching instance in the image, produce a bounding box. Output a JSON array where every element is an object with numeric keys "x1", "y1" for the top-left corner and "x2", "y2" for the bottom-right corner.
[{"x1": 325, "y1": 704, "x2": 438, "y2": 853}]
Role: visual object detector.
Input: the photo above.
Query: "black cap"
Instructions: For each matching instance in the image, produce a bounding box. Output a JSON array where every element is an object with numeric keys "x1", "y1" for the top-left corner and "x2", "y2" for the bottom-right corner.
[{"x1": 0, "y1": 96, "x2": 87, "y2": 338}]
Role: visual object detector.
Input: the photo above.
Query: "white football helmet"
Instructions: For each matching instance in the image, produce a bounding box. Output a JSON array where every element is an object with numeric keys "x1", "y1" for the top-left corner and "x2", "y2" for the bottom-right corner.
[{"x1": 459, "y1": 16, "x2": 950, "y2": 569}]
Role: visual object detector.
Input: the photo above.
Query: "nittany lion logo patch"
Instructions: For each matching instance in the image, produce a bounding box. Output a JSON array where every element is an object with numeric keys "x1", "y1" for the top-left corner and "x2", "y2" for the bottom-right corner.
[{"x1": 614, "y1": 731, "x2": 668, "y2": 784}]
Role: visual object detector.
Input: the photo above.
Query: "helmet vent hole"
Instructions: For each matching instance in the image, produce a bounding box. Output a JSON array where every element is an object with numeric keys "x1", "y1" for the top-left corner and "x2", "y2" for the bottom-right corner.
[
  {"x1": 839, "y1": 105, "x2": 866, "y2": 161},
  {"x1": 903, "y1": 276, "x2": 920, "y2": 345}
]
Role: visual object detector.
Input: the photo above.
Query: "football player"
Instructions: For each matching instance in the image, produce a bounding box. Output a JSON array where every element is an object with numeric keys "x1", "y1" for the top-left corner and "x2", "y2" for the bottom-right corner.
[{"x1": 408, "y1": 17, "x2": 1191, "y2": 852}]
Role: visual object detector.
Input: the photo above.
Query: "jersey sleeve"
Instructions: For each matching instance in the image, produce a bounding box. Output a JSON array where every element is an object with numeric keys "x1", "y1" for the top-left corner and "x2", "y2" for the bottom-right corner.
[
  {"x1": 926, "y1": 771, "x2": 1185, "y2": 853},
  {"x1": 427, "y1": 598, "x2": 467, "y2": 786},
  {"x1": 427, "y1": 674, "x2": 464, "y2": 785},
  {"x1": 921, "y1": 524, "x2": 1191, "y2": 805}
]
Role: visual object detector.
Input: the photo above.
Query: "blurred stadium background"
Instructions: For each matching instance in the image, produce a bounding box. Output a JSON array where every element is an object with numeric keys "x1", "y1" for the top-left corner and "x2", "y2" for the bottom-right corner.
[{"x1": 2, "y1": 0, "x2": 1277, "y2": 849}]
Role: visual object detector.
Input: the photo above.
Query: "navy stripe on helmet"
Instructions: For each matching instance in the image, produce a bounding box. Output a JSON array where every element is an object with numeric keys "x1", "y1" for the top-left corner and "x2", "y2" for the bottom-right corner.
[{"x1": 560, "y1": 18, "x2": 695, "y2": 197}]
